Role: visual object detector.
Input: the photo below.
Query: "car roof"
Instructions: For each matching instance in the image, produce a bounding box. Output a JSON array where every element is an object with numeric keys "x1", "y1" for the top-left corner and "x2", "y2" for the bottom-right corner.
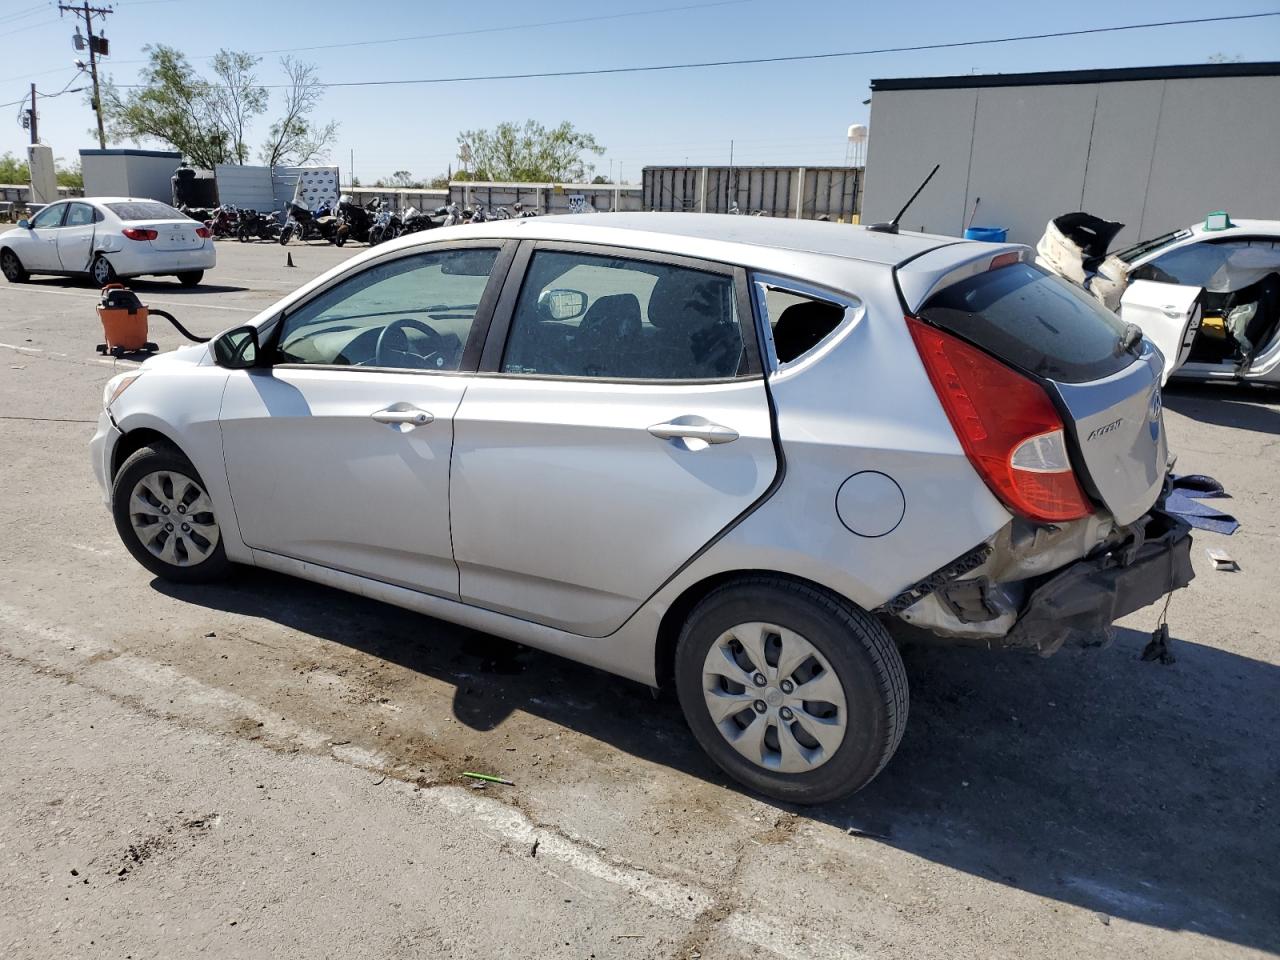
[
  {"x1": 1186, "y1": 218, "x2": 1280, "y2": 239},
  {"x1": 451, "y1": 212, "x2": 961, "y2": 268}
]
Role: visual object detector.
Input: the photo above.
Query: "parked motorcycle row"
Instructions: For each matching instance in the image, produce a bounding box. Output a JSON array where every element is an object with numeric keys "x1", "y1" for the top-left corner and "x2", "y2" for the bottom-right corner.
[{"x1": 179, "y1": 197, "x2": 541, "y2": 250}]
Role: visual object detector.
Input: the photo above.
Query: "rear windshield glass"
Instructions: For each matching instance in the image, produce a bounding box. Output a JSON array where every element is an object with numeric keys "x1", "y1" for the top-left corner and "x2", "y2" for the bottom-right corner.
[
  {"x1": 917, "y1": 263, "x2": 1131, "y2": 384},
  {"x1": 106, "y1": 201, "x2": 188, "y2": 221}
]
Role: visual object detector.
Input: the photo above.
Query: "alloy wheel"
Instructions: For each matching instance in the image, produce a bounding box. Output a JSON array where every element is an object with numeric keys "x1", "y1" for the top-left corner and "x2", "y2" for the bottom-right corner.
[
  {"x1": 2, "y1": 251, "x2": 22, "y2": 281},
  {"x1": 701, "y1": 621, "x2": 848, "y2": 773},
  {"x1": 91, "y1": 257, "x2": 113, "y2": 285},
  {"x1": 128, "y1": 470, "x2": 220, "y2": 567}
]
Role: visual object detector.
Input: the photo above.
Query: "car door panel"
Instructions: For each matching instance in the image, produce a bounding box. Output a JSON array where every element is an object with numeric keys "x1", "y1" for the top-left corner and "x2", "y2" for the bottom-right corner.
[
  {"x1": 219, "y1": 367, "x2": 467, "y2": 596},
  {"x1": 216, "y1": 242, "x2": 511, "y2": 596},
  {"x1": 22, "y1": 203, "x2": 66, "y2": 270},
  {"x1": 450, "y1": 243, "x2": 774, "y2": 638},
  {"x1": 451, "y1": 376, "x2": 776, "y2": 636},
  {"x1": 57, "y1": 203, "x2": 96, "y2": 272},
  {"x1": 1120, "y1": 279, "x2": 1202, "y2": 384}
]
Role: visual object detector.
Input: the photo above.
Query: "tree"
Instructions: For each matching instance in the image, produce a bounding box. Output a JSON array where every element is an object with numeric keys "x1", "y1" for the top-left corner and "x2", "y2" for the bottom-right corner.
[
  {"x1": 387, "y1": 170, "x2": 416, "y2": 188},
  {"x1": 102, "y1": 46, "x2": 333, "y2": 169},
  {"x1": 208, "y1": 50, "x2": 268, "y2": 164},
  {"x1": 55, "y1": 158, "x2": 83, "y2": 189},
  {"x1": 456, "y1": 120, "x2": 603, "y2": 183},
  {"x1": 259, "y1": 56, "x2": 339, "y2": 168},
  {"x1": 101, "y1": 46, "x2": 231, "y2": 168},
  {"x1": 0, "y1": 152, "x2": 26, "y2": 184}
]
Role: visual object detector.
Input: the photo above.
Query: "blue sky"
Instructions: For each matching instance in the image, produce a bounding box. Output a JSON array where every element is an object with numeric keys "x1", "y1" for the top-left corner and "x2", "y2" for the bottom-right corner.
[{"x1": 2, "y1": 0, "x2": 1278, "y2": 182}]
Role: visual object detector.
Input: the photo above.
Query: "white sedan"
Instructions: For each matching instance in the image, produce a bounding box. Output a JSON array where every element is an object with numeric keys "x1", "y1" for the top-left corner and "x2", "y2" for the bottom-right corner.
[{"x1": 0, "y1": 196, "x2": 215, "y2": 288}]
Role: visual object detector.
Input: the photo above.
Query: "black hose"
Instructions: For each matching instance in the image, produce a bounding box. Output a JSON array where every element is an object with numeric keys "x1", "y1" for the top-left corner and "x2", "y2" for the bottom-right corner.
[{"x1": 148, "y1": 308, "x2": 211, "y2": 344}]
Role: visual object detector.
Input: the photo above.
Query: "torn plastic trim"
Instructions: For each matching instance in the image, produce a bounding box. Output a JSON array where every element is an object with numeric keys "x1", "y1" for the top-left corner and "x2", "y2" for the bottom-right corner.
[
  {"x1": 875, "y1": 542, "x2": 994, "y2": 617},
  {"x1": 1008, "y1": 508, "x2": 1194, "y2": 656}
]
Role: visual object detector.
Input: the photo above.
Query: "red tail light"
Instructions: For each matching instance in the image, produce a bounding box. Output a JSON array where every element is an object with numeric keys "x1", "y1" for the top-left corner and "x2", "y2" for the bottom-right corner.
[
  {"x1": 195, "y1": 226, "x2": 211, "y2": 238},
  {"x1": 122, "y1": 227, "x2": 158, "y2": 241},
  {"x1": 905, "y1": 315, "x2": 1092, "y2": 523}
]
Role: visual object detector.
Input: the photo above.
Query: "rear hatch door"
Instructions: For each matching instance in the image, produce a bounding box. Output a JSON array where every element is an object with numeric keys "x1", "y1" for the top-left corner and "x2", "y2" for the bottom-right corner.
[{"x1": 903, "y1": 251, "x2": 1168, "y2": 525}]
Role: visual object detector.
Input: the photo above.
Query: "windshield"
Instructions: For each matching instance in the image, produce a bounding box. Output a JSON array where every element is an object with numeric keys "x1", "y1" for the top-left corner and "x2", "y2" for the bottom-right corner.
[
  {"x1": 1113, "y1": 229, "x2": 1193, "y2": 264},
  {"x1": 106, "y1": 201, "x2": 190, "y2": 222},
  {"x1": 918, "y1": 262, "x2": 1132, "y2": 384}
]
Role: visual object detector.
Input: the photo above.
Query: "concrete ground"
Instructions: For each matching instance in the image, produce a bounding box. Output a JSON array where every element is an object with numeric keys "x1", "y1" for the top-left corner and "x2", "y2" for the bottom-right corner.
[{"x1": 0, "y1": 239, "x2": 1276, "y2": 960}]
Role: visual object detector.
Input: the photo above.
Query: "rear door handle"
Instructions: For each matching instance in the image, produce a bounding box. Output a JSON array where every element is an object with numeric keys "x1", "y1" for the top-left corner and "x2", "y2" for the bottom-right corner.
[
  {"x1": 648, "y1": 420, "x2": 739, "y2": 444},
  {"x1": 371, "y1": 406, "x2": 433, "y2": 426}
]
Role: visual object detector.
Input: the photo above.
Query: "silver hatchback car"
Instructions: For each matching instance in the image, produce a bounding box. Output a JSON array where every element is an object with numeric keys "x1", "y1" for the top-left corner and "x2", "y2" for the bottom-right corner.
[{"x1": 91, "y1": 214, "x2": 1193, "y2": 803}]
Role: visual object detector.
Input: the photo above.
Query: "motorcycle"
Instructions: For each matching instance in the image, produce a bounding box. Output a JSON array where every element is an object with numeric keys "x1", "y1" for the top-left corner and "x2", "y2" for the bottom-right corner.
[
  {"x1": 440, "y1": 202, "x2": 464, "y2": 227},
  {"x1": 236, "y1": 209, "x2": 282, "y2": 243},
  {"x1": 204, "y1": 204, "x2": 241, "y2": 239},
  {"x1": 400, "y1": 205, "x2": 441, "y2": 235},
  {"x1": 334, "y1": 195, "x2": 376, "y2": 246},
  {"x1": 368, "y1": 205, "x2": 403, "y2": 246},
  {"x1": 281, "y1": 198, "x2": 342, "y2": 244}
]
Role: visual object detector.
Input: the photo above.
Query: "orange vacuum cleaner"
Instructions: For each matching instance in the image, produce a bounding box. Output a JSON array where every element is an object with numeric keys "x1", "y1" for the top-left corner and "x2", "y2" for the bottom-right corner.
[{"x1": 96, "y1": 284, "x2": 209, "y2": 357}]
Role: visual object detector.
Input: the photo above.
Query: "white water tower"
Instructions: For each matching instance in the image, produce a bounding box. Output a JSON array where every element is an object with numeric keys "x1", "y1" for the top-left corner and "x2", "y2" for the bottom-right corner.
[{"x1": 845, "y1": 123, "x2": 868, "y2": 168}]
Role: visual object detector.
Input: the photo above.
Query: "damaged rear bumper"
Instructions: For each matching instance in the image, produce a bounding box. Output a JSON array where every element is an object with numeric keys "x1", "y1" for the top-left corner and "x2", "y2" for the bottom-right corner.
[
  {"x1": 1006, "y1": 509, "x2": 1194, "y2": 655},
  {"x1": 888, "y1": 509, "x2": 1194, "y2": 655}
]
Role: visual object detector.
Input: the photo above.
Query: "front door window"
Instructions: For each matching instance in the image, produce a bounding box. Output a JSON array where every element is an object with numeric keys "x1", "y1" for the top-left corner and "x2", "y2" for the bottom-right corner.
[{"x1": 276, "y1": 247, "x2": 501, "y2": 371}]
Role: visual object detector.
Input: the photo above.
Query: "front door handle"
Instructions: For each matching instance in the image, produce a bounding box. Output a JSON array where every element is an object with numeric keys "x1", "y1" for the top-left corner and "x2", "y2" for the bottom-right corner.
[
  {"x1": 648, "y1": 420, "x2": 739, "y2": 444},
  {"x1": 371, "y1": 406, "x2": 433, "y2": 426}
]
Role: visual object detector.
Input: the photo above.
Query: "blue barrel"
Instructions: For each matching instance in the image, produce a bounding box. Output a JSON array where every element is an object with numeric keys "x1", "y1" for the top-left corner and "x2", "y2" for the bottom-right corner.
[{"x1": 964, "y1": 226, "x2": 1008, "y2": 242}]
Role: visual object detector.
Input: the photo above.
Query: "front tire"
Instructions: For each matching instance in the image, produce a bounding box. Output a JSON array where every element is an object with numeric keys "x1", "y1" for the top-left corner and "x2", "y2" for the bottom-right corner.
[
  {"x1": 674, "y1": 576, "x2": 908, "y2": 805},
  {"x1": 1, "y1": 248, "x2": 28, "y2": 282},
  {"x1": 177, "y1": 271, "x2": 203, "y2": 288},
  {"x1": 111, "y1": 442, "x2": 231, "y2": 583},
  {"x1": 90, "y1": 254, "x2": 116, "y2": 287}
]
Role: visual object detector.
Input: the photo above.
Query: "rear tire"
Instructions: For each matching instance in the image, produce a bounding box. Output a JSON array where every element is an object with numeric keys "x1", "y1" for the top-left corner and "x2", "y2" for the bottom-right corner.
[
  {"x1": 111, "y1": 442, "x2": 231, "y2": 584},
  {"x1": 1, "y1": 248, "x2": 28, "y2": 283},
  {"x1": 177, "y1": 271, "x2": 203, "y2": 288},
  {"x1": 90, "y1": 254, "x2": 116, "y2": 287},
  {"x1": 674, "y1": 576, "x2": 908, "y2": 805}
]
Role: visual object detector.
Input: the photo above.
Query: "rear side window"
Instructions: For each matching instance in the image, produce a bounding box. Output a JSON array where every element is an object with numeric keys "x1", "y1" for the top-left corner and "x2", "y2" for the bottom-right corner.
[
  {"x1": 917, "y1": 263, "x2": 1130, "y2": 384},
  {"x1": 106, "y1": 201, "x2": 186, "y2": 221}
]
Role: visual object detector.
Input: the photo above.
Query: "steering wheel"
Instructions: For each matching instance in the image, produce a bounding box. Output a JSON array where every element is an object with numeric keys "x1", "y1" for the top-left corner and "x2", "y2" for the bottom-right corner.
[{"x1": 375, "y1": 318, "x2": 447, "y2": 369}]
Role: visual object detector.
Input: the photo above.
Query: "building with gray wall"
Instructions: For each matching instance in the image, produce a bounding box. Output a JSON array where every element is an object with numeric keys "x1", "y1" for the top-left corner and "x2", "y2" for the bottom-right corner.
[
  {"x1": 862, "y1": 62, "x2": 1280, "y2": 246},
  {"x1": 80, "y1": 149, "x2": 182, "y2": 203}
]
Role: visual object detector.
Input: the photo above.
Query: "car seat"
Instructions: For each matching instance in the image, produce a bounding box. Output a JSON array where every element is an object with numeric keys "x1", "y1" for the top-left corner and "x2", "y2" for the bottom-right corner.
[
  {"x1": 574, "y1": 292, "x2": 643, "y2": 377},
  {"x1": 646, "y1": 273, "x2": 741, "y2": 378}
]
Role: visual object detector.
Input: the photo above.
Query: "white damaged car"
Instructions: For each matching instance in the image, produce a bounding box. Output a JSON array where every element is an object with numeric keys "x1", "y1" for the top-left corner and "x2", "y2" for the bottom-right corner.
[{"x1": 1, "y1": 197, "x2": 215, "y2": 288}]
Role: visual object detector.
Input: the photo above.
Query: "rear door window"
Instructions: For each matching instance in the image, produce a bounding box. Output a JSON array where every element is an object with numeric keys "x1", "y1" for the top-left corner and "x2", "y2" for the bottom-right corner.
[
  {"x1": 65, "y1": 203, "x2": 95, "y2": 227},
  {"x1": 916, "y1": 262, "x2": 1131, "y2": 384},
  {"x1": 501, "y1": 250, "x2": 747, "y2": 380}
]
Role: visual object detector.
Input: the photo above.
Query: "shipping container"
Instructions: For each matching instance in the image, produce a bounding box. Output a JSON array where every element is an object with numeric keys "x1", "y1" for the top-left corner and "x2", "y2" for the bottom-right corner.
[{"x1": 642, "y1": 165, "x2": 861, "y2": 220}]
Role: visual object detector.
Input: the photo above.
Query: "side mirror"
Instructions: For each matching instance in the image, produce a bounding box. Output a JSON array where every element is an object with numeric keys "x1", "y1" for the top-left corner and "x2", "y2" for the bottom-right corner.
[
  {"x1": 538, "y1": 288, "x2": 587, "y2": 321},
  {"x1": 16, "y1": 219, "x2": 30, "y2": 229},
  {"x1": 213, "y1": 325, "x2": 260, "y2": 368}
]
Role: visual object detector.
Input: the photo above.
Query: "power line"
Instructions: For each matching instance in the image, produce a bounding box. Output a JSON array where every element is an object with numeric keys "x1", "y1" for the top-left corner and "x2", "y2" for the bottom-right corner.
[{"x1": 112, "y1": 11, "x2": 1280, "y2": 90}]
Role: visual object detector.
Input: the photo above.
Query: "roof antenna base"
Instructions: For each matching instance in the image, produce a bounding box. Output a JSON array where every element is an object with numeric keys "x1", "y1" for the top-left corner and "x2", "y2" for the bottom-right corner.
[{"x1": 868, "y1": 163, "x2": 940, "y2": 236}]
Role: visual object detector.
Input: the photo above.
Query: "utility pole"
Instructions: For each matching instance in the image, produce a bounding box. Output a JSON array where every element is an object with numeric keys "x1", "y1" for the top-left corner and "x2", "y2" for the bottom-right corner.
[
  {"x1": 59, "y1": 2, "x2": 112, "y2": 149},
  {"x1": 29, "y1": 84, "x2": 37, "y2": 145}
]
